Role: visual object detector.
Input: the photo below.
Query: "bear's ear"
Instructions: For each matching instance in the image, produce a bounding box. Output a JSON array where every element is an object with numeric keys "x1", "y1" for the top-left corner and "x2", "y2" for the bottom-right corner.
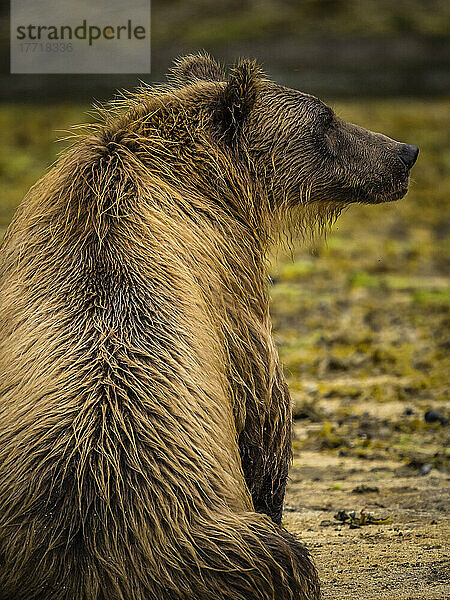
[
  {"x1": 215, "y1": 59, "x2": 262, "y2": 145},
  {"x1": 170, "y1": 53, "x2": 225, "y2": 84}
]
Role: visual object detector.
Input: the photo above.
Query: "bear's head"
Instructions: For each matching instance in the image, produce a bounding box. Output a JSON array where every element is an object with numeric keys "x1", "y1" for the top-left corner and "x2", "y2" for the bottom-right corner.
[{"x1": 170, "y1": 54, "x2": 418, "y2": 208}]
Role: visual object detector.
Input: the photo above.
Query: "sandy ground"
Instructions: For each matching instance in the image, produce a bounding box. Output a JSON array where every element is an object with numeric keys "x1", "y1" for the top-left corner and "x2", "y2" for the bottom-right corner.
[{"x1": 285, "y1": 423, "x2": 449, "y2": 600}]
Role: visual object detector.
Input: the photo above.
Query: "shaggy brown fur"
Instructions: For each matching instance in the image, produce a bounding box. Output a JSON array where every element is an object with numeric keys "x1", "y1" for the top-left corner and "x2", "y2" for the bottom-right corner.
[{"x1": 0, "y1": 54, "x2": 417, "y2": 600}]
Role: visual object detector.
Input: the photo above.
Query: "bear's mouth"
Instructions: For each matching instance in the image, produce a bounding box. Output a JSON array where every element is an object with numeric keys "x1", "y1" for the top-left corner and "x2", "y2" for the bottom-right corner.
[
  {"x1": 362, "y1": 163, "x2": 413, "y2": 204},
  {"x1": 371, "y1": 185, "x2": 409, "y2": 204},
  {"x1": 345, "y1": 177, "x2": 410, "y2": 204}
]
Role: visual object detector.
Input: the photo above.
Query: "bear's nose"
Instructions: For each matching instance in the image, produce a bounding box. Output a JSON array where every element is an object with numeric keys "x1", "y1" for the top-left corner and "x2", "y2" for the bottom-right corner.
[{"x1": 399, "y1": 144, "x2": 419, "y2": 169}]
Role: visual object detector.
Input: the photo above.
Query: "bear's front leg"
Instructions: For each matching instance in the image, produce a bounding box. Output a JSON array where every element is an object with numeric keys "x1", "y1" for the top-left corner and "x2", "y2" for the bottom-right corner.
[{"x1": 238, "y1": 366, "x2": 293, "y2": 525}]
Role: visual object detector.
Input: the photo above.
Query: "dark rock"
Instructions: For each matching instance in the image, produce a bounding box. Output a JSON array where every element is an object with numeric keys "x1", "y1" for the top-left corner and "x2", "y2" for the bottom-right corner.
[
  {"x1": 319, "y1": 519, "x2": 335, "y2": 527},
  {"x1": 424, "y1": 409, "x2": 448, "y2": 425},
  {"x1": 352, "y1": 484, "x2": 380, "y2": 494},
  {"x1": 334, "y1": 509, "x2": 350, "y2": 523}
]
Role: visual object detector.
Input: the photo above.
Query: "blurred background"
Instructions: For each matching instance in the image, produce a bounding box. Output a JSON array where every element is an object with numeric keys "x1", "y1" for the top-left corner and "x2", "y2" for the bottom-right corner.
[
  {"x1": 1, "y1": 0, "x2": 449, "y2": 99},
  {"x1": 0, "y1": 2, "x2": 449, "y2": 596}
]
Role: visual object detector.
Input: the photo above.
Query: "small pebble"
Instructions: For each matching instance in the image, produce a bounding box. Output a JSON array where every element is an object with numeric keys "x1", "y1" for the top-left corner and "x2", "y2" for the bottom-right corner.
[
  {"x1": 424, "y1": 409, "x2": 448, "y2": 425},
  {"x1": 419, "y1": 463, "x2": 432, "y2": 476}
]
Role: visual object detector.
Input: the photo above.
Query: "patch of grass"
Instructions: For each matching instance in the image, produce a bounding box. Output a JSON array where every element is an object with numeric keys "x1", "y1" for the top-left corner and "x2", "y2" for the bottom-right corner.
[
  {"x1": 348, "y1": 271, "x2": 382, "y2": 288},
  {"x1": 412, "y1": 289, "x2": 450, "y2": 306}
]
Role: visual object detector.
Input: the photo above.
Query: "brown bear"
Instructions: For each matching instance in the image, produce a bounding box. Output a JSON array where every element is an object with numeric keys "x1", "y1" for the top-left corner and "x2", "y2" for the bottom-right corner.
[{"x1": 0, "y1": 54, "x2": 418, "y2": 600}]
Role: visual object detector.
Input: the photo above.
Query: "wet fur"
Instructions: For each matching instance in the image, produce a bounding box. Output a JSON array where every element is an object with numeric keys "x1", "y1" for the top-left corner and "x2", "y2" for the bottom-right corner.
[{"x1": 0, "y1": 56, "x2": 322, "y2": 599}]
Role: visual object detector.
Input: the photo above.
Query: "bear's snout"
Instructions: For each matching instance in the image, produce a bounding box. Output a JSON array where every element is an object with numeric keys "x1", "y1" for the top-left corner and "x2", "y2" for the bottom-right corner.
[{"x1": 399, "y1": 143, "x2": 419, "y2": 170}]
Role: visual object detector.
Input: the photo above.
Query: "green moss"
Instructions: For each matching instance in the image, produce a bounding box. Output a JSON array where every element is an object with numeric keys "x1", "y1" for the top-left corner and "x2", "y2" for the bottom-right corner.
[
  {"x1": 348, "y1": 272, "x2": 382, "y2": 288},
  {"x1": 413, "y1": 289, "x2": 450, "y2": 306},
  {"x1": 279, "y1": 260, "x2": 317, "y2": 280},
  {"x1": 331, "y1": 484, "x2": 343, "y2": 491}
]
